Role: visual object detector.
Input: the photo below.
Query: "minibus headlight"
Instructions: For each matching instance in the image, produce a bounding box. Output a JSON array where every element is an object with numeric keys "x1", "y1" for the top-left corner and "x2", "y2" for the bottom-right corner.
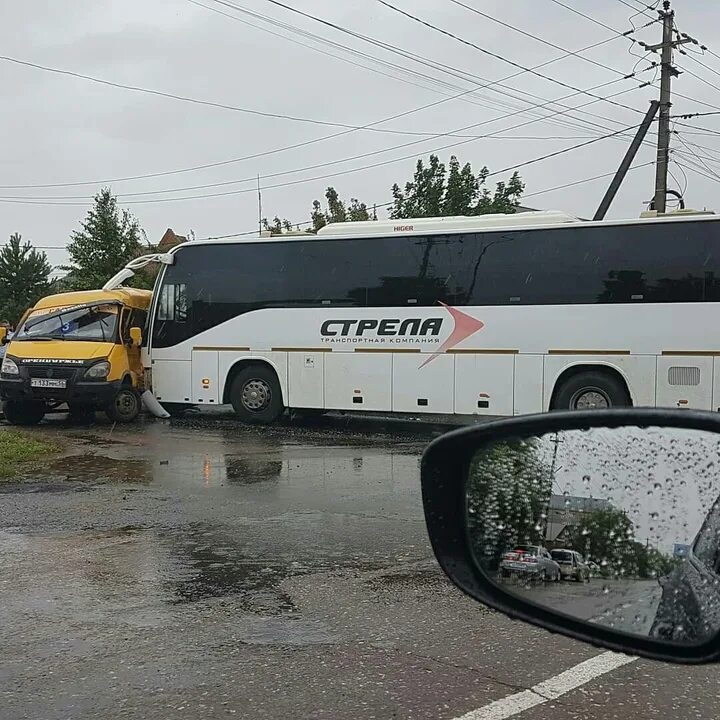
[
  {"x1": 1, "y1": 357, "x2": 19, "y2": 376},
  {"x1": 84, "y1": 360, "x2": 111, "y2": 380}
]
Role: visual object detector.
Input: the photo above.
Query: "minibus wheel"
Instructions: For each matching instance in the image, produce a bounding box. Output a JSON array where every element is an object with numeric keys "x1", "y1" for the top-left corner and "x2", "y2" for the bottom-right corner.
[
  {"x1": 2, "y1": 399, "x2": 45, "y2": 426},
  {"x1": 106, "y1": 387, "x2": 141, "y2": 423}
]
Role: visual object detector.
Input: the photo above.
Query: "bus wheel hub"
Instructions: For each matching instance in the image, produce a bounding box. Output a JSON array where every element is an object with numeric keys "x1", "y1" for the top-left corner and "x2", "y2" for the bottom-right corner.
[{"x1": 242, "y1": 380, "x2": 271, "y2": 411}]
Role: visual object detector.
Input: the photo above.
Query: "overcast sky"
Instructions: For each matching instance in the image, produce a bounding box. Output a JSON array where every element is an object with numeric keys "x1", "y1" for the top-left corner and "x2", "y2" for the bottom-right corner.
[{"x1": 2, "y1": 0, "x2": 719, "y2": 270}]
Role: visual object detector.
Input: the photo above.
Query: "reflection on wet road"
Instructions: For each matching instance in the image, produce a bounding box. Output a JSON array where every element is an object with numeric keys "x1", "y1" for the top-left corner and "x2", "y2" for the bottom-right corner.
[{"x1": 1, "y1": 413, "x2": 719, "y2": 719}]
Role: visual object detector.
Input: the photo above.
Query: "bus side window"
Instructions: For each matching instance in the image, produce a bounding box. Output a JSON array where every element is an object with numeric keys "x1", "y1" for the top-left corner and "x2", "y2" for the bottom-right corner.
[{"x1": 158, "y1": 284, "x2": 186, "y2": 322}]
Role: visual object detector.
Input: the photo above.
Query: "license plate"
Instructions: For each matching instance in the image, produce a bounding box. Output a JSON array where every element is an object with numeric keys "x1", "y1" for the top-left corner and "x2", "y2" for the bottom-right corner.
[
  {"x1": 507, "y1": 562, "x2": 526, "y2": 570},
  {"x1": 30, "y1": 378, "x2": 67, "y2": 389}
]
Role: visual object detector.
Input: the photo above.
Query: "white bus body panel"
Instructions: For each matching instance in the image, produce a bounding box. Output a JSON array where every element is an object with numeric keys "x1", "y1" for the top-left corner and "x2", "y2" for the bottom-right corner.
[
  {"x1": 288, "y1": 352, "x2": 325, "y2": 409},
  {"x1": 454, "y1": 354, "x2": 514, "y2": 416},
  {"x1": 393, "y1": 352, "x2": 454, "y2": 413},
  {"x1": 656, "y1": 355, "x2": 714, "y2": 410},
  {"x1": 153, "y1": 360, "x2": 191, "y2": 404},
  {"x1": 513, "y1": 354, "x2": 544, "y2": 416},
  {"x1": 149, "y1": 302, "x2": 720, "y2": 413},
  {"x1": 325, "y1": 353, "x2": 392, "y2": 411},
  {"x1": 191, "y1": 350, "x2": 219, "y2": 405}
]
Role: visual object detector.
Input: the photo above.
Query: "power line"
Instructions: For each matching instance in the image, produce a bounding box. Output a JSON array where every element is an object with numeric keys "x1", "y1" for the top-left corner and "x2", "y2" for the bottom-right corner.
[
  {"x1": 675, "y1": 62, "x2": 720, "y2": 97},
  {"x1": 0, "y1": 121, "x2": 646, "y2": 207},
  {"x1": 2, "y1": 71, "x2": 657, "y2": 201},
  {"x1": 0, "y1": 17, "x2": 653, "y2": 193},
  {"x1": 196, "y1": 0, "x2": 637, "y2": 142},
  {"x1": 613, "y1": 0, "x2": 659, "y2": 23},
  {"x1": 242, "y1": 0, "x2": 652, "y2": 134},
  {"x1": 674, "y1": 133, "x2": 720, "y2": 181},
  {"x1": 0, "y1": 75, "x2": 654, "y2": 196},
  {"x1": 375, "y1": 1, "x2": 645, "y2": 116},
  {"x1": 0, "y1": 52, "x2": 524, "y2": 140},
  {"x1": 522, "y1": 161, "x2": 654, "y2": 199},
  {"x1": 674, "y1": 155, "x2": 720, "y2": 185},
  {"x1": 548, "y1": 0, "x2": 633, "y2": 35},
  {"x1": 447, "y1": 0, "x2": 643, "y2": 79}
]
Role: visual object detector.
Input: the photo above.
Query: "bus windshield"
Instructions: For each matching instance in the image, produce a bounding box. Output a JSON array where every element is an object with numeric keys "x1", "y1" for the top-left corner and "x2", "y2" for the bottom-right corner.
[{"x1": 17, "y1": 304, "x2": 120, "y2": 343}]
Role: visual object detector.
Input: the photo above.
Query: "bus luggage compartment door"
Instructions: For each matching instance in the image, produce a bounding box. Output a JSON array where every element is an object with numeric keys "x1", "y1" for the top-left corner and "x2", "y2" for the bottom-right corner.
[
  {"x1": 325, "y1": 351, "x2": 392, "y2": 411},
  {"x1": 657, "y1": 355, "x2": 713, "y2": 410},
  {"x1": 393, "y1": 352, "x2": 454, "y2": 414},
  {"x1": 191, "y1": 350, "x2": 219, "y2": 405},
  {"x1": 454, "y1": 353, "x2": 515, "y2": 416}
]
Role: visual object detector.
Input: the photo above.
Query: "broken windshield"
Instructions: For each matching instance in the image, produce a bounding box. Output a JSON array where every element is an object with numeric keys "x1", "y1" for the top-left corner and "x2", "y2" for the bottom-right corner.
[{"x1": 16, "y1": 304, "x2": 120, "y2": 343}]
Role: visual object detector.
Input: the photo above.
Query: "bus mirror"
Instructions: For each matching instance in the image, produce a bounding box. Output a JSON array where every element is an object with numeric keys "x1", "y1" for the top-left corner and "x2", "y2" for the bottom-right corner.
[
  {"x1": 129, "y1": 327, "x2": 143, "y2": 347},
  {"x1": 0, "y1": 327, "x2": 7, "y2": 344}
]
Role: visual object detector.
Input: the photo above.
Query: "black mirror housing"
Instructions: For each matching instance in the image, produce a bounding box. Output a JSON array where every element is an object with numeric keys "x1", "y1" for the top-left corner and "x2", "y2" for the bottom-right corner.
[{"x1": 421, "y1": 408, "x2": 720, "y2": 665}]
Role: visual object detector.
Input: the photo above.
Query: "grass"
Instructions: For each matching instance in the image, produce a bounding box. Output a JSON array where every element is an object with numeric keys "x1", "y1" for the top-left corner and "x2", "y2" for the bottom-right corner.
[{"x1": 0, "y1": 429, "x2": 59, "y2": 477}]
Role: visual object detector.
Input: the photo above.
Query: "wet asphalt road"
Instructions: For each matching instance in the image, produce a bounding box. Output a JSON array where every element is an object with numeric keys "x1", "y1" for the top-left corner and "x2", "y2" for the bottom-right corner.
[{"x1": 1, "y1": 411, "x2": 719, "y2": 720}]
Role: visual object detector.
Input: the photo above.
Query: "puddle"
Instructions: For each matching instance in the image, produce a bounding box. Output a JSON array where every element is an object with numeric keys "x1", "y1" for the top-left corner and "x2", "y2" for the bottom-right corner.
[
  {"x1": 221, "y1": 616, "x2": 336, "y2": 645},
  {"x1": 46, "y1": 454, "x2": 152, "y2": 483},
  {"x1": 164, "y1": 527, "x2": 296, "y2": 610},
  {"x1": 224, "y1": 456, "x2": 283, "y2": 484}
]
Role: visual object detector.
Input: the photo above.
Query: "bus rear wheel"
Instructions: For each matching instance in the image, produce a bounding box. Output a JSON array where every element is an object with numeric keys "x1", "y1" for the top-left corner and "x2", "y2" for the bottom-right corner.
[
  {"x1": 230, "y1": 365, "x2": 284, "y2": 424},
  {"x1": 552, "y1": 370, "x2": 630, "y2": 411}
]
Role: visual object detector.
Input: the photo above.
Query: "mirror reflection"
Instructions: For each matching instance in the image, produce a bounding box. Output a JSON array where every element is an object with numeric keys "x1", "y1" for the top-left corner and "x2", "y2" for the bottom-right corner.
[{"x1": 465, "y1": 425, "x2": 720, "y2": 644}]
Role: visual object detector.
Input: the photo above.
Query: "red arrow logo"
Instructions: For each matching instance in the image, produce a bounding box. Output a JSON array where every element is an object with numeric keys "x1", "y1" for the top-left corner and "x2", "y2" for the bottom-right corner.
[{"x1": 419, "y1": 303, "x2": 485, "y2": 368}]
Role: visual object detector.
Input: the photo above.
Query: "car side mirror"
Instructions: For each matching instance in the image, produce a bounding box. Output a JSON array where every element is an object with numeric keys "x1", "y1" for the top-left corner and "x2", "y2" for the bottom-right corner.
[
  {"x1": 0, "y1": 327, "x2": 7, "y2": 344},
  {"x1": 421, "y1": 409, "x2": 720, "y2": 664},
  {"x1": 129, "y1": 326, "x2": 142, "y2": 347}
]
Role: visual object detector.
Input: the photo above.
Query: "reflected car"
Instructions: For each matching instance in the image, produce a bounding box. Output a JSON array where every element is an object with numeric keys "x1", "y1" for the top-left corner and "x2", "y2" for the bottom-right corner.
[
  {"x1": 499, "y1": 544, "x2": 561, "y2": 582},
  {"x1": 551, "y1": 549, "x2": 590, "y2": 582}
]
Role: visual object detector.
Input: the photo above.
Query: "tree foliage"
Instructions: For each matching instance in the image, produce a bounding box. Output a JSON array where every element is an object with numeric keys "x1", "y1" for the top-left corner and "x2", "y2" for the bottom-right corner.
[
  {"x1": 391, "y1": 154, "x2": 524, "y2": 219},
  {"x1": 262, "y1": 217, "x2": 293, "y2": 234},
  {"x1": 466, "y1": 439, "x2": 553, "y2": 571},
  {"x1": 311, "y1": 187, "x2": 374, "y2": 232},
  {"x1": 0, "y1": 234, "x2": 52, "y2": 324},
  {"x1": 61, "y1": 188, "x2": 143, "y2": 290},
  {"x1": 568, "y1": 507, "x2": 674, "y2": 579}
]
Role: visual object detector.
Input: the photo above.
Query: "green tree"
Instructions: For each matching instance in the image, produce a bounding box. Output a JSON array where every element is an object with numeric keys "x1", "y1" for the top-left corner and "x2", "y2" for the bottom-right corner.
[
  {"x1": 347, "y1": 198, "x2": 373, "y2": 222},
  {"x1": 391, "y1": 154, "x2": 525, "y2": 219},
  {"x1": 310, "y1": 187, "x2": 373, "y2": 231},
  {"x1": 61, "y1": 188, "x2": 143, "y2": 290},
  {"x1": 442, "y1": 155, "x2": 477, "y2": 216},
  {"x1": 466, "y1": 439, "x2": 553, "y2": 571},
  {"x1": 262, "y1": 216, "x2": 292, "y2": 234},
  {"x1": 569, "y1": 507, "x2": 637, "y2": 576},
  {"x1": 391, "y1": 154, "x2": 446, "y2": 219},
  {"x1": 0, "y1": 233, "x2": 52, "y2": 324}
]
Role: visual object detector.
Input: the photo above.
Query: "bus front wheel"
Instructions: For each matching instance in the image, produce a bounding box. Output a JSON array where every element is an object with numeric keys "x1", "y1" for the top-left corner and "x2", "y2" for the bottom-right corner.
[
  {"x1": 552, "y1": 371, "x2": 630, "y2": 411},
  {"x1": 230, "y1": 365, "x2": 284, "y2": 424}
]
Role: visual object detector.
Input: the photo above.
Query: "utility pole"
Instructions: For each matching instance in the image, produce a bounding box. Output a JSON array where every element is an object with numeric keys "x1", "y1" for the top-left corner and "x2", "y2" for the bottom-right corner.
[
  {"x1": 594, "y1": 101, "x2": 659, "y2": 221},
  {"x1": 645, "y1": 2, "x2": 692, "y2": 214},
  {"x1": 257, "y1": 174, "x2": 263, "y2": 235}
]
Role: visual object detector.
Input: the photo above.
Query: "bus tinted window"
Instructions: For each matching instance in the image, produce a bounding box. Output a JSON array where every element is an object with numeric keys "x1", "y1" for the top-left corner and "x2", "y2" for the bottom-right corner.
[{"x1": 151, "y1": 219, "x2": 720, "y2": 348}]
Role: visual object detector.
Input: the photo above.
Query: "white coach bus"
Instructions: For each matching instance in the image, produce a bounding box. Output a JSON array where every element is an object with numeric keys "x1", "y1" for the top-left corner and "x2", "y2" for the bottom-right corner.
[{"x1": 111, "y1": 210, "x2": 720, "y2": 423}]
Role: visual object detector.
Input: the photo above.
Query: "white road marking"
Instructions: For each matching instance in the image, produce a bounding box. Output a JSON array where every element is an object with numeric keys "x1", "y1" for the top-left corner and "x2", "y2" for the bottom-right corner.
[{"x1": 454, "y1": 651, "x2": 637, "y2": 720}]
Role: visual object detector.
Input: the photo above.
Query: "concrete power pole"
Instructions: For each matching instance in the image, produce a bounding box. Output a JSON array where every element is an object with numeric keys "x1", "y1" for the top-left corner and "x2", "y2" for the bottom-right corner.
[{"x1": 646, "y1": 2, "x2": 692, "y2": 214}]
